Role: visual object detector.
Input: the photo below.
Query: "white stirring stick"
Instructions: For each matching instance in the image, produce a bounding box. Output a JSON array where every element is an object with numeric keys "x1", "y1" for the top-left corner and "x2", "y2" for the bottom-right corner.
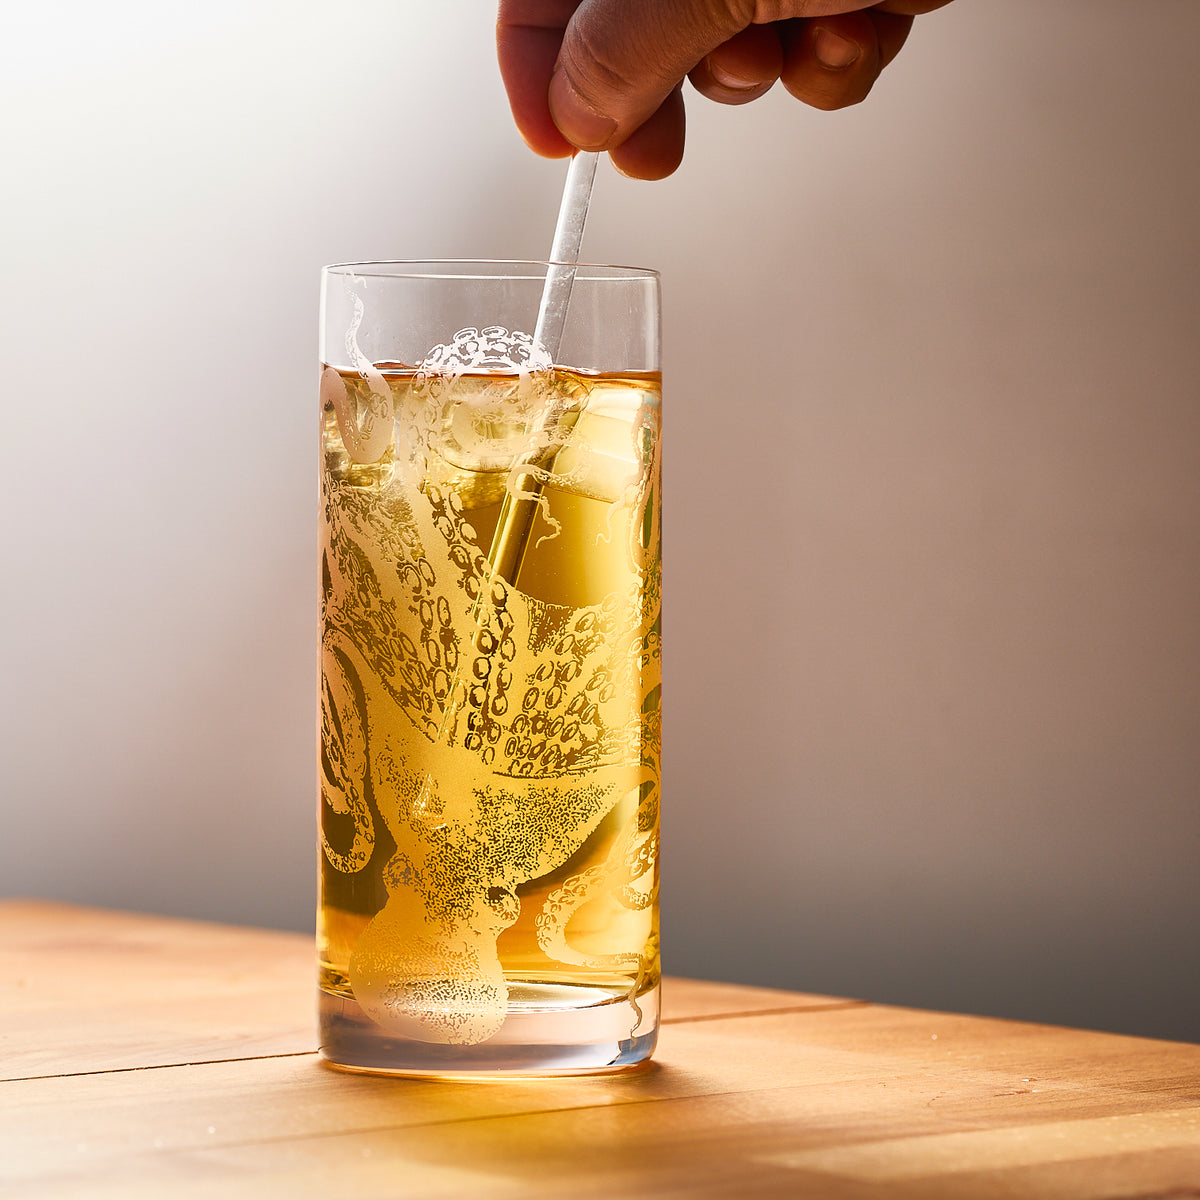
[
  {"x1": 416, "y1": 152, "x2": 605, "y2": 781},
  {"x1": 486, "y1": 151, "x2": 601, "y2": 583},
  {"x1": 533, "y1": 151, "x2": 600, "y2": 362}
]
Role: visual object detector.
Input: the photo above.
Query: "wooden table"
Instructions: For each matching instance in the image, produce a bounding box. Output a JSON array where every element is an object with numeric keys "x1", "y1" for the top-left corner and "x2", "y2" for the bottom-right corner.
[{"x1": 2, "y1": 901, "x2": 1197, "y2": 1198}]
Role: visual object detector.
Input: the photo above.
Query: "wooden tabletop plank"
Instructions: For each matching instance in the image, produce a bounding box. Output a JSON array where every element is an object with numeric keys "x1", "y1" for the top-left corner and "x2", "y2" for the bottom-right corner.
[
  {"x1": 3, "y1": 902, "x2": 1198, "y2": 1200},
  {"x1": 0, "y1": 900, "x2": 315, "y2": 1079},
  {"x1": 4, "y1": 1010, "x2": 1199, "y2": 1198},
  {"x1": 0, "y1": 900, "x2": 851, "y2": 1080}
]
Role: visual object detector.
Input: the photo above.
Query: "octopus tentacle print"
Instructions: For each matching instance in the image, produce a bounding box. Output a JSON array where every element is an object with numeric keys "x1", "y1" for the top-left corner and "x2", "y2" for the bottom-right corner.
[{"x1": 318, "y1": 329, "x2": 661, "y2": 1048}]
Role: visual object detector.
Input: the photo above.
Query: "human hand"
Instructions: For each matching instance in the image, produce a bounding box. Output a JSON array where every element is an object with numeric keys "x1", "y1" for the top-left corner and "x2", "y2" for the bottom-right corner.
[{"x1": 497, "y1": 1, "x2": 955, "y2": 179}]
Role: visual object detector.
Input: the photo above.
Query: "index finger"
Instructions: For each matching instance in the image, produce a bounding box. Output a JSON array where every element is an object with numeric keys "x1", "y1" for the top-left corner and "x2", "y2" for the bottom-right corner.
[{"x1": 497, "y1": 0, "x2": 577, "y2": 158}]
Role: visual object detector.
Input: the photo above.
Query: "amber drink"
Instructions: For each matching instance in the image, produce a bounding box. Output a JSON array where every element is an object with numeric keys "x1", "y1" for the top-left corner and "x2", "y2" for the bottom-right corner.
[{"x1": 317, "y1": 263, "x2": 661, "y2": 1075}]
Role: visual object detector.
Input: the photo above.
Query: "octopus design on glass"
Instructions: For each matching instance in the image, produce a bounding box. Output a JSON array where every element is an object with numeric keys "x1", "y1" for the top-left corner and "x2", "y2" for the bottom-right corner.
[{"x1": 319, "y1": 327, "x2": 661, "y2": 1046}]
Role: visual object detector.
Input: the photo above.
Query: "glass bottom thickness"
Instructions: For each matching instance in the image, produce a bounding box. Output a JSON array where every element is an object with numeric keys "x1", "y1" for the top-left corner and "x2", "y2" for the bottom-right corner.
[{"x1": 318, "y1": 979, "x2": 659, "y2": 1077}]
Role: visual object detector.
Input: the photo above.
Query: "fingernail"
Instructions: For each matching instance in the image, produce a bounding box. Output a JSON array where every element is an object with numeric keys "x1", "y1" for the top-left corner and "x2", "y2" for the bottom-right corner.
[
  {"x1": 707, "y1": 58, "x2": 761, "y2": 92},
  {"x1": 548, "y1": 69, "x2": 618, "y2": 150},
  {"x1": 813, "y1": 27, "x2": 860, "y2": 70}
]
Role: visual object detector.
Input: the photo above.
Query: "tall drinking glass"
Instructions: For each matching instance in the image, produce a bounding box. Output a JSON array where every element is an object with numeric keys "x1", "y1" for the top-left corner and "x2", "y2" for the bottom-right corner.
[{"x1": 317, "y1": 262, "x2": 661, "y2": 1075}]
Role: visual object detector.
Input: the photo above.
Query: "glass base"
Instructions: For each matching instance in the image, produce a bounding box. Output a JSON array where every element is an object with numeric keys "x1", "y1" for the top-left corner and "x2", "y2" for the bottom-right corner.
[{"x1": 318, "y1": 980, "x2": 659, "y2": 1078}]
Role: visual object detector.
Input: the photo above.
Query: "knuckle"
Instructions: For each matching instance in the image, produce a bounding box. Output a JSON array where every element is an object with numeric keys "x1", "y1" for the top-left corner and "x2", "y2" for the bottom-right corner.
[
  {"x1": 751, "y1": 2, "x2": 794, "y2": 22},
  {"x1": 564, "y1": 13, "x2": 664, "y2": 107}
]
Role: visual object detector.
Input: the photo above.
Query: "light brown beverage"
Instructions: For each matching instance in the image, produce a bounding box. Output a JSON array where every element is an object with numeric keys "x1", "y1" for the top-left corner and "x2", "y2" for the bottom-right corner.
[{"x1": 318, "y1": 364, "x2": 661, "y2": 1072}]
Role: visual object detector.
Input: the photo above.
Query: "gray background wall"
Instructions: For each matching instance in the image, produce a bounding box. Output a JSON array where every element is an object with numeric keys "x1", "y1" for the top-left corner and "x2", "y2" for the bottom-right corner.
[{"x1": 3, "y1": 0, "x2": 1197, "y2": 1042}]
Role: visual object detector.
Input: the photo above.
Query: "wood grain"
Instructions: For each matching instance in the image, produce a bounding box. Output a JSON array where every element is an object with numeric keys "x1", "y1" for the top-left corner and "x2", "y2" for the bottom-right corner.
[
  {"x1": 2, "y1": 900, "x2": 1198, "y2": 1199},
  {"x1": 0, "y1": 900, "x2": 315, "y2": 1078},
  {"x1": 0, "y1": 900, "x2": 845, "y2": 1080}
]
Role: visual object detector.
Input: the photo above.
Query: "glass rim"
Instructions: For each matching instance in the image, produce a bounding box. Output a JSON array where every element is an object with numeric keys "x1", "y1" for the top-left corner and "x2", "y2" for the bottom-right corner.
[{"x1": 322, "y1": 259, "x2": 659, "y2": 283}]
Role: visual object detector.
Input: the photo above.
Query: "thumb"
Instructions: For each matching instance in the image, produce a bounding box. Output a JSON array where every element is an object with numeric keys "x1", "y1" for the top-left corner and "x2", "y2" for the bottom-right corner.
[{"x1": 549, "y1": 0, "x2": 748, "y2": 150}]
